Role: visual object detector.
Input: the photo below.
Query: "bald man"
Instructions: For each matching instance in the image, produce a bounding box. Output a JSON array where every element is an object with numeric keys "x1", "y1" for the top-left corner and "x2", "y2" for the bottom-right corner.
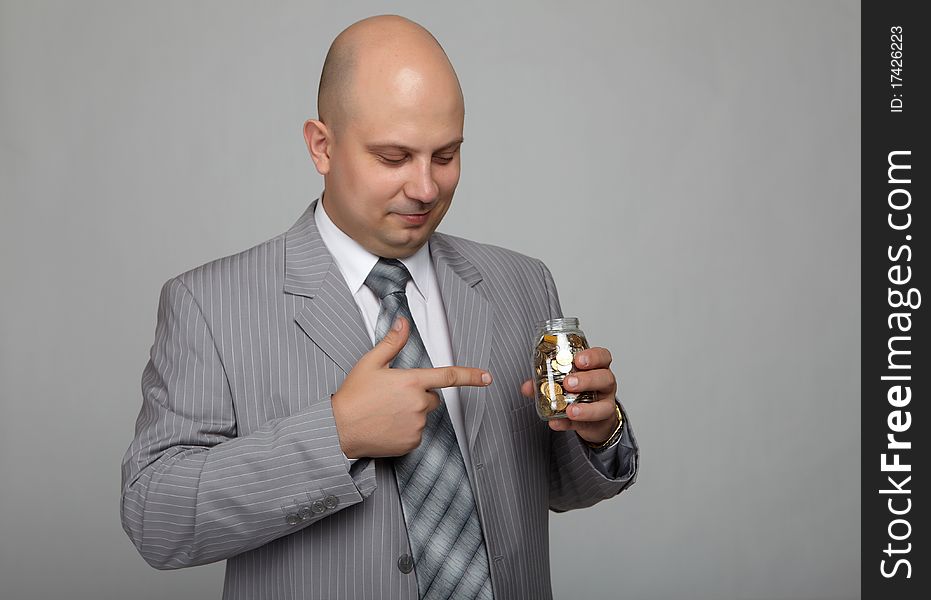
[{"x1": 121, "y1": 15, "x2": 638, "y2": 600}]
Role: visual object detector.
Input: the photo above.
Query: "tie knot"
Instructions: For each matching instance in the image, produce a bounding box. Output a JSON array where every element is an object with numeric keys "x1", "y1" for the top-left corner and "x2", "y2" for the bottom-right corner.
[{"x1": 364, "y1": 258, "x2": 412, "y2": 299}]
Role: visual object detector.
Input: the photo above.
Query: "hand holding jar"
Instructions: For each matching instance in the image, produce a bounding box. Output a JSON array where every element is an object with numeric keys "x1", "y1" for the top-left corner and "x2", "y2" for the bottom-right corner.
[{"x1": 520, "y1": 317, "x2": 621, "y2": 447}]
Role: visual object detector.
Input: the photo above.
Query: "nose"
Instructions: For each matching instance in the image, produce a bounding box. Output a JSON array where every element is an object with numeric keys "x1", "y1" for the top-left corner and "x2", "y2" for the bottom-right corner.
[{"x1": 403, "y1": 157, "x2": 440, "y2": 204}]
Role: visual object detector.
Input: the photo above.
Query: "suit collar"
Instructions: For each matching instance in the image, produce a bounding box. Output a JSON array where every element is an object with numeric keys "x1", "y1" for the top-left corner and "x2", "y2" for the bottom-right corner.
[{"x1": 282, "y1": 198, "x2": 335, "y2": 299}]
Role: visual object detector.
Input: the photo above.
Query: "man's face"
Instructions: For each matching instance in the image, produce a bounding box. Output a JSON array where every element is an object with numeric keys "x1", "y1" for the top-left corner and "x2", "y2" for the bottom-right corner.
[{"x1": 320, "y1": 70, "x2": 464, "y2": 259}]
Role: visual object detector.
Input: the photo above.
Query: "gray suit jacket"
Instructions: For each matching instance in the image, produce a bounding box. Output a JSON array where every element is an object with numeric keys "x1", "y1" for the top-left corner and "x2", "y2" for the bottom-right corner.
[{"x1": 121, "y1": 199, "x2": 639, "y2": 599}]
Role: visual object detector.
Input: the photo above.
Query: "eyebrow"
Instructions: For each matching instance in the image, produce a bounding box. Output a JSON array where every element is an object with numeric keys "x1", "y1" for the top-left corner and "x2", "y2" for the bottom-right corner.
[{"x1": 366, "y1": 138, "x2": 464, "y2": 154}]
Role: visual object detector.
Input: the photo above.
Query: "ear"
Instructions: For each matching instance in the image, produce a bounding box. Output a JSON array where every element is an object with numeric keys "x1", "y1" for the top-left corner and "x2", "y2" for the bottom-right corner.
[{"x1": 303, "y1": 119, "x2": 332, "y2": 175}]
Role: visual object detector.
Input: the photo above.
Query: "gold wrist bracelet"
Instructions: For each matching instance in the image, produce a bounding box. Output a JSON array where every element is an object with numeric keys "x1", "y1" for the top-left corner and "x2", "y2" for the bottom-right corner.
[{"x1": 585, "y1": 402, "x2": 624, "y2": 450}]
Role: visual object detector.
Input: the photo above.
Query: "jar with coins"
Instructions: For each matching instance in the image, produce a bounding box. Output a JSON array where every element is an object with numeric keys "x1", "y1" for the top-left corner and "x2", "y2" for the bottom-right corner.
[{"x1": 531, "y1": 317, "x2": 595, "y2": 420}]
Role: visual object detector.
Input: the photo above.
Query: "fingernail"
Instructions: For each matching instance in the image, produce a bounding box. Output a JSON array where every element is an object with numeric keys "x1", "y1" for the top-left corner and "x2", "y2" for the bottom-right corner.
[
  {"x1": 578, "y1": 355, "x2": 589, "y2": 367},
  {"x1": 566, "y1": 376, "x2": 577, "y2": 388},
  {"x1": 481, "y1": 372, "x2": 492, "y2": 384},
  {"x1": 570, "y1": 405, "x2": 580, "y2": 417},
  {"x1": 393, "y1": 317, "x2": 402, "y2": 331}
]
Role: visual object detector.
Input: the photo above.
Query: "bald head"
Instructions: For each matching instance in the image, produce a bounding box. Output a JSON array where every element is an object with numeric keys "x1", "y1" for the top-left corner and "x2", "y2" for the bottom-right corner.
[
  {"x1": 303, "y1": 15, "x2": 466, "y2": 258},
  {"x1": 317, "y1": 15, "x2": 463, "y2": 135}
]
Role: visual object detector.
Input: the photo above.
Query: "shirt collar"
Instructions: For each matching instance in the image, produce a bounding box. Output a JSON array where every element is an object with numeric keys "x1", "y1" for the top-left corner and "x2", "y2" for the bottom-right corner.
[{"x1": 314, "y1": 194, "x2": 432, "y2": 301}]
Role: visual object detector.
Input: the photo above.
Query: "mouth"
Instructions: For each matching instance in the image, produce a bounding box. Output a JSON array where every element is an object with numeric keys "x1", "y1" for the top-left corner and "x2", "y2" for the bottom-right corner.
[{"x1": 396, "y1": 211, "x2": 430, "y2": 225}]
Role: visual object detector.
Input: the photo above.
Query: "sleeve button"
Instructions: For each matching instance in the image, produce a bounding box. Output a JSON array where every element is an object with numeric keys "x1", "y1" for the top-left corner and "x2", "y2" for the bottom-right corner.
[{"x1": 324, "y1": 495, "x2": 339, "y2": 509}]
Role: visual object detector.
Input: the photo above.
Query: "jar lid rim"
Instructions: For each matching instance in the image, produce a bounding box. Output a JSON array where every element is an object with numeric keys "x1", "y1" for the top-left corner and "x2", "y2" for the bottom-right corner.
[{"x1": 535, "y1": 317, "x2": 580, "y2": 329}]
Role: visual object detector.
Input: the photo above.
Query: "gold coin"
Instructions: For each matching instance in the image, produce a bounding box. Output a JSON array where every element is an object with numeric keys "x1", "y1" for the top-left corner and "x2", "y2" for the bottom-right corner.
[
  {"x1": 554, "y1": 394, "x2": 567, "y2": 411},
  {"x1": 540, "y1": 380, "x2": 563, "y2": 400}
]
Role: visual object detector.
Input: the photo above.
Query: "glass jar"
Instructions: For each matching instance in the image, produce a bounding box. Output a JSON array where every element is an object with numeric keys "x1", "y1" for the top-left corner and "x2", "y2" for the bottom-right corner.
[{"x1": 531, "y1": 317, "x2": 595, "y2": 420}]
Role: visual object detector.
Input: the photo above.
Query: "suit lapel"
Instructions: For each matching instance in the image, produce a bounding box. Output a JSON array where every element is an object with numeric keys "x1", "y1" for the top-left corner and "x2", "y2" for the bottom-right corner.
[
  {"x1": 284, "y1": 199, "x2": 373, "y2": 374},
  {"x1": 430, "y1": 234, "x2": 494, "y2": 452}
]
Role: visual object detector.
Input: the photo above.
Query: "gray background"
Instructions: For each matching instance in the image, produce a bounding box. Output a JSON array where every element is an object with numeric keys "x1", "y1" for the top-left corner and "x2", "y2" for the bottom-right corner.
[{"x1": 0, "y1": 1, "x2": 860, "y2": 599}]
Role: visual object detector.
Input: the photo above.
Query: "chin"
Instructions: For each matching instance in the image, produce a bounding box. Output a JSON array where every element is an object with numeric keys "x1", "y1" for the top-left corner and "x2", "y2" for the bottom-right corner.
[{"x1": 395, "y1": 234, "x2": 430, "y2": 255}]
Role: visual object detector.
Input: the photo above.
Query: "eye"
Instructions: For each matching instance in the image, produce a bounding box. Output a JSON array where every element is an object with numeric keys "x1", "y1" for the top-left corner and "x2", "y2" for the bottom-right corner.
[
  {"x1": 433, "y1": 155, "x2": 455, "y2": 164},
  {"x1": 377, "y1": 155, "x2": 408, "y2": 165}
]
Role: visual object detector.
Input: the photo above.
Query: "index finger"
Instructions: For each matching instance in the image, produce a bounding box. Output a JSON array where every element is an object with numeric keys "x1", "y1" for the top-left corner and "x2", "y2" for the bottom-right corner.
[{"x1": 410, "y1": 366, "x2": 493, "y2": 389}]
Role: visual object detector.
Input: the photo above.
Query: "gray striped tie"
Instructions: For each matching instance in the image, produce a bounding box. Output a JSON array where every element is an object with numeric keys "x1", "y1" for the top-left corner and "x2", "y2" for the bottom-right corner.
[{"x1": 364, "y1": 257, "x2": 494, "y2": 600}]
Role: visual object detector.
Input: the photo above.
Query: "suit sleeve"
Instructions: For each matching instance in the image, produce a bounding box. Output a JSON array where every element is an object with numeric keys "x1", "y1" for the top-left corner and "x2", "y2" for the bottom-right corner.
[
  {"x1": 536, "y1": 261, "x2": 640, "y2": 512},
  {"x1": 120, "y1": 277, "x2": 377, "y2": 570}
]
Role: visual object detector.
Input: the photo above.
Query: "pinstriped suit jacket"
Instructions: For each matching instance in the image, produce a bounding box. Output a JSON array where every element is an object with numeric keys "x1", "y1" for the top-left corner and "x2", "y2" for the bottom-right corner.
[{"x1": 121, "y1": 198, "x2": 639, "y2": 599}]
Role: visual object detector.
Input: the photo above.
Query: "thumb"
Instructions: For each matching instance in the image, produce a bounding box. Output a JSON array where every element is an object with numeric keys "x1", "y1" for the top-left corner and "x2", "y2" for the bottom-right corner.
[{"x1": 367, "y1": 316, "x2": 410, "y2": 367}]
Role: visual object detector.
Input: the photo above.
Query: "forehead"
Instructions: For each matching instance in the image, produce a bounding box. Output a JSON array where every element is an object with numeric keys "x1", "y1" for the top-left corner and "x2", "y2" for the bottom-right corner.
[{"x1": 346, "y1": 62, "x2": 464, "y2": 148}]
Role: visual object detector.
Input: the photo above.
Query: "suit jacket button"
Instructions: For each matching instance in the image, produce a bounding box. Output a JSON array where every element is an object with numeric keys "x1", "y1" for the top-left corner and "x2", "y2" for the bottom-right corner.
[
  {"x1": 311, "y1": 500, "x2": 326, "y2": 514},
  {"x1": 398, "y1": 554, "x2": 414, "y2": 574},
  {"x1": 285, "y1": 513, "x2": 302, "y2": 526},
  {"x1": 324, "y1": 495, "x2": 339, "y2": 509},
  {"x1": 298, "y1": 505, "x2": 313, "y2": 520}
]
